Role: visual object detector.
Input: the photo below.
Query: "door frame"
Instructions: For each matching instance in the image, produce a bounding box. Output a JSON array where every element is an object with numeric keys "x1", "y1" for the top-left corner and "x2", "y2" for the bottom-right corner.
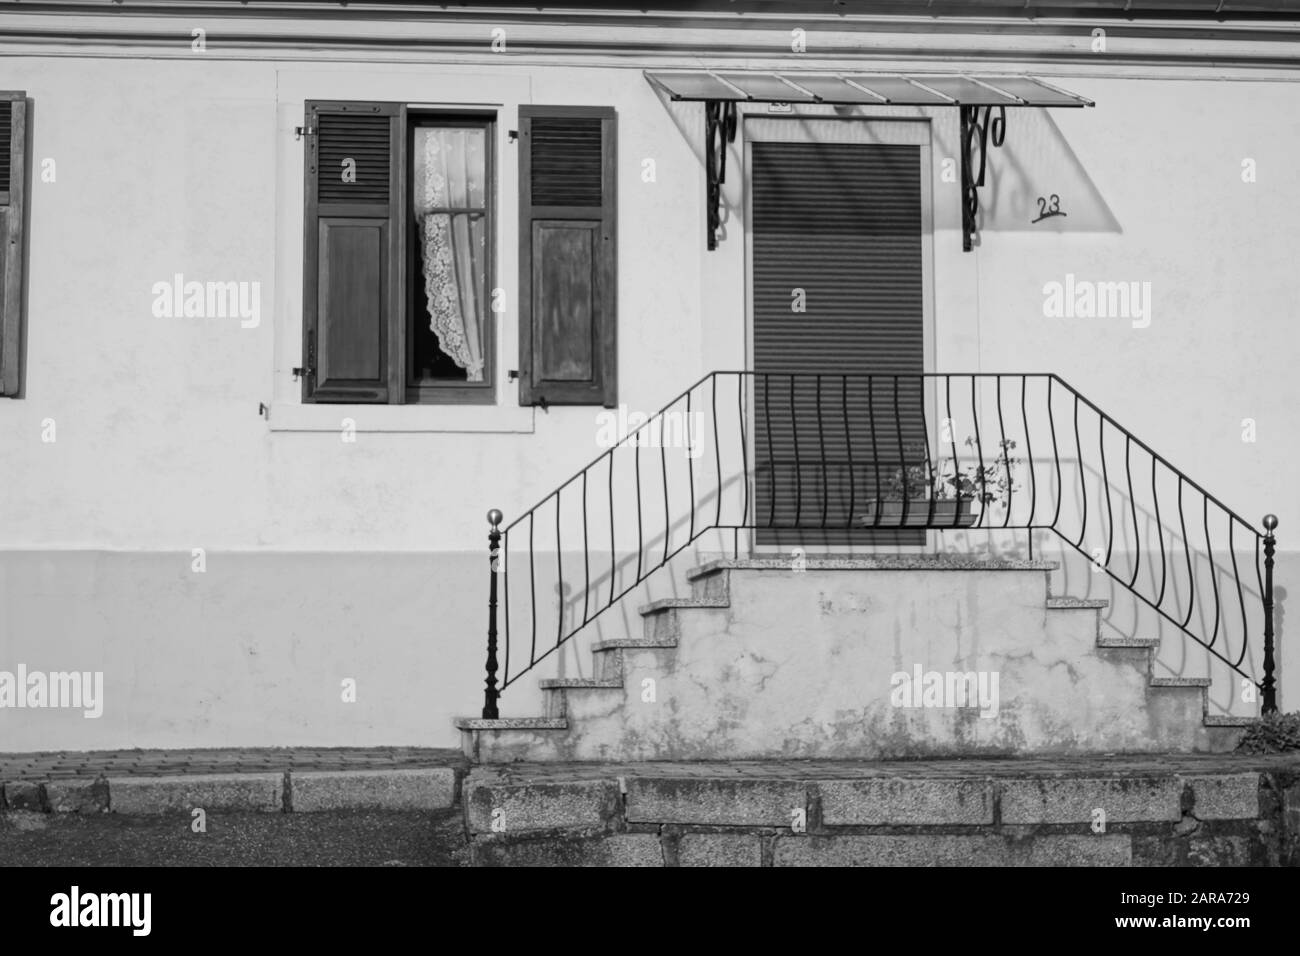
[{"x1": 741, "y1": 110, "x2": 939, "y2": 556}]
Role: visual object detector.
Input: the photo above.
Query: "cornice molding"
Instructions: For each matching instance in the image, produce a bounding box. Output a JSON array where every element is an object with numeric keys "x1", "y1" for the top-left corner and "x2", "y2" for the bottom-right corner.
[
  {"x1": 4, "y1": 0, "x2": 1300, "y2": 23},
  {"x1": 4, "y1": 8, "x2": 1300, "y2": 68}
]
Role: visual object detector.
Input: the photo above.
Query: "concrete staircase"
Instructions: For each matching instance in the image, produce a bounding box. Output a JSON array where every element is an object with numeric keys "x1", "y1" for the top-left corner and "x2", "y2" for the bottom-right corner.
[{"x1": 458, "y1": 557, "x2": 1252, "y2": 763}]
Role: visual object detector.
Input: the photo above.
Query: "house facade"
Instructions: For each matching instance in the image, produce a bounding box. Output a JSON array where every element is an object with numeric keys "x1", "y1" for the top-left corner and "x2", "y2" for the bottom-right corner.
[{"x1": 0, "y1": 0, "x2": 1294, "y2": 755}]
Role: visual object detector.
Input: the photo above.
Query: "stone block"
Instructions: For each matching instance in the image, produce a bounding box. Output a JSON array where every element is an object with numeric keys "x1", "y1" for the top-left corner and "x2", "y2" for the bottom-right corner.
[
  {"x1": 1000, "y1": 776, "x2": 1181, "y2": 824},
  {"x1": 820, "y1": 778, "x2": 993, "y2": 826},
  {"x1": 109, "y1": 773, "x2": 283, "y2": 814},
  {"x1": 291, "y1": 768, "x2": 455, "y2": 812}
]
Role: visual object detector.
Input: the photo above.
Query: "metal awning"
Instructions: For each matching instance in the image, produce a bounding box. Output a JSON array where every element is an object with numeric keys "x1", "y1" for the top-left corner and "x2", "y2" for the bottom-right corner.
[
  {"x1": 645, "y1": 71, "x2": 1093, "y2": 108},
  {"x1": 644, "y1": 71, "x2": 1094, "y2": 251}
]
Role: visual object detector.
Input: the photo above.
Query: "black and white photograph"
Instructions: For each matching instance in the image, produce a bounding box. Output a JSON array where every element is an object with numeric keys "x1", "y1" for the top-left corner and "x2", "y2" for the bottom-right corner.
[{"x1": 0, "y1": 0, "x2": 1294, "y2": 924}]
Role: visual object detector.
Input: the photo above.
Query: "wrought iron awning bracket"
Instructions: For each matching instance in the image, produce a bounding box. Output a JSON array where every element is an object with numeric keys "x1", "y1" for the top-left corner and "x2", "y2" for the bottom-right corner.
[
  {"x1": 960, "y1": 103, "x2": 1007, "y2": 252},
  {"x1": 705, "y1": 99, "x2": 738, "y2": 251},
  {"x1": 700, "y1": 96, "x2": 1010, "y2": 253},
  {"x1": 647, "y1": 70, "x2": 1092, "y2": 252}
]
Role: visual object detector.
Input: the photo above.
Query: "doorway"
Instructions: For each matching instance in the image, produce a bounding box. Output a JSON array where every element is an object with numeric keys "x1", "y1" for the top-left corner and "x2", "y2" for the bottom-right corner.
[{"x1": 746, "y1": 117, "x2": 933, "y2": 549}]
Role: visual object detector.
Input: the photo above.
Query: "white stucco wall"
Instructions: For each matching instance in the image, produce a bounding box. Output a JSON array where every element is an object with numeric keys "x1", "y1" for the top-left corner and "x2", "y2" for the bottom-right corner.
[{"x1": 0, "y1": 17, "x2": 1296, "y2": 749}]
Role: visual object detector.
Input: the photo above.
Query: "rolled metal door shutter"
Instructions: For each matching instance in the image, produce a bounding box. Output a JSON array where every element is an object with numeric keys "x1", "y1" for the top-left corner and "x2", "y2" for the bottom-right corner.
[{"x1": 751, "y1": 141, "x2": 926, "y2": 547}]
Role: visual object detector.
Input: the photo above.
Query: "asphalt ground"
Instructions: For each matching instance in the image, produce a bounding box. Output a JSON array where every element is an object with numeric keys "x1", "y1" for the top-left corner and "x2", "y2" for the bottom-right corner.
[{"x1": 0, "y1": 807, "x2": 469, "y2": 866}]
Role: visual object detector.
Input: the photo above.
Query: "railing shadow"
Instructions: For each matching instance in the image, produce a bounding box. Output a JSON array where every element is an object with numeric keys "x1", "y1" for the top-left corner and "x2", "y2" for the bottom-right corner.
[{"x1": 934, "y1": 455, "x2": 1270, "y2": 716}]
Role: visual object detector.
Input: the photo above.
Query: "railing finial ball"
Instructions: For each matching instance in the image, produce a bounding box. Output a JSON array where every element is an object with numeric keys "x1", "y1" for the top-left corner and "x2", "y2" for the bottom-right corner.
[
  {"x1": 1264, "y1": 514, "x2": 1278, "y2": 532},
  {"x1": 487, "y1": 509, "x2": 503, "y2": 528}
]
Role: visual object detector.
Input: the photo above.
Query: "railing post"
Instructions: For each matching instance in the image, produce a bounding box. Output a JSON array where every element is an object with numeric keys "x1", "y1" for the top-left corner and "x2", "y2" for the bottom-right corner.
[
  {"x1": 1262, "y1": 514, "x2": 1278, "y2": 715},
  {"x1": 483, "y1": 509, "x2": 503, "y2": 719}
]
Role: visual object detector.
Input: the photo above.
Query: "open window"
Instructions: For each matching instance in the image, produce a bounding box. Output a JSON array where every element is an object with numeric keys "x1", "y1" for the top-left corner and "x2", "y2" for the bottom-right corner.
[
  {"x1": 301, "y1": 100, "x2": 617, "y2": 408},
  {"x1": 301, "y1": 102, "x2": 495, "y2": 404}
]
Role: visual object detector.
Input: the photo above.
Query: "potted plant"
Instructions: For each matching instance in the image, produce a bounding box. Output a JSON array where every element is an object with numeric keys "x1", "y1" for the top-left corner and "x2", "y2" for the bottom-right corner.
[{"x1": 860, "y1": 438, "x2": 1021, "y2": 528}]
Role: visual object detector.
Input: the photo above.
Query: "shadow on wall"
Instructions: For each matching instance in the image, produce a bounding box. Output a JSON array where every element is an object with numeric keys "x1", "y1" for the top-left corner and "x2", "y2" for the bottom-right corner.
[
  {"x1": 649, "y1": 90, "x2": 1122, "y2": 244},
  {"x1": 981, "y1": 109, "x2": 1122, "y2": 237},
  {"x1": 932, "y1": 455, "x2": 1276, "y2": 718},
  {"x1": 1058, "y1": 457, "x2": 1271, "y2": 718},
  {"x1": 654, "y1": 91, "x2": 733, "y2": 244},
  {"x1": 501, "y1": 466, "x2": 957, "y2": 693},
  {"x1": 499, "y1": 472, "x2": 766, "y2": 689}
]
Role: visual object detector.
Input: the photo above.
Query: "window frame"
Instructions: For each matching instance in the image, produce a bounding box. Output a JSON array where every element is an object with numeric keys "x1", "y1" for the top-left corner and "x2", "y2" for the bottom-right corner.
[{"x1": 404, "y1": 108, "x2": 497, "y2": 406}]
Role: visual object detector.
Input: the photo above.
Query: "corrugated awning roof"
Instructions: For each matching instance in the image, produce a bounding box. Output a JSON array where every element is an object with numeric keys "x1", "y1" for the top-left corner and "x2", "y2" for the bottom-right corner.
[{"x1": 645, "y1": 71, "x2": 1093, "y2": 107}]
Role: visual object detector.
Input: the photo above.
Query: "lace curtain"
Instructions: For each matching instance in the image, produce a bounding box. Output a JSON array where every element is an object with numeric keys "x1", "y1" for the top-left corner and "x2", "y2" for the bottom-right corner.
[{"x1": 413, "y1": 128, "x2": 486, "y2": 382}]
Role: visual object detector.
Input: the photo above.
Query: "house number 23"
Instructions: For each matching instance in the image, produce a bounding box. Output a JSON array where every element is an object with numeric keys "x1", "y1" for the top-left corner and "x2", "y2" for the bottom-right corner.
[{"x1": 1032, "y1": 194, "x2": 1066, "y2": 223}]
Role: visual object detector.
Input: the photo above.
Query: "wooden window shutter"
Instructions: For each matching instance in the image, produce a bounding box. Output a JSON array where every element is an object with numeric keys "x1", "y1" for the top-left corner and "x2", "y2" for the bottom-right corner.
[
  {"x1": 302, "y1": 101, "x2": 404, "y2": 403},
  {"x1": 518, "y1": 106, "x2": 617, "y2": 408},
  {"x1": 0, "y1": 92, "x2": 27, "y2": 398}
]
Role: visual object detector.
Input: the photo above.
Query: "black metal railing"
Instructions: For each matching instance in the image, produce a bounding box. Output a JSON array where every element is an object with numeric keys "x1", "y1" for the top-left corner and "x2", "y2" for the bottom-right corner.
[{"x1": 481, "y1": 372, "x2": 1278, "y2": 718}]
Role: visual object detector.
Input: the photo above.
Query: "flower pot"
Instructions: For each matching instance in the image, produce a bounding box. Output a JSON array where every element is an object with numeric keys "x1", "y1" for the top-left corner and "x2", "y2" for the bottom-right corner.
[{"x1": 859, "y1": 498, "x2": 976, "y2": 528}]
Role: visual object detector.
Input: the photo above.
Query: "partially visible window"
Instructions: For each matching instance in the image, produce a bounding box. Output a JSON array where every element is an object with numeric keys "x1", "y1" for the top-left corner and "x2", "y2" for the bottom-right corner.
[
  {"x1": 0, "y1": 91, "x2": 28, "y2": 398},
  {"x1": 407, "y1": 116, "x2": 494, "y2": 403}
]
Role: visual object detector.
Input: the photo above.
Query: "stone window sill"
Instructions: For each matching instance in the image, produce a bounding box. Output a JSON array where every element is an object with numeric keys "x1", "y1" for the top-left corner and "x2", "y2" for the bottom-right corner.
[{"x1": 267, "y1": 402, "x2": 535, "y2": 434}]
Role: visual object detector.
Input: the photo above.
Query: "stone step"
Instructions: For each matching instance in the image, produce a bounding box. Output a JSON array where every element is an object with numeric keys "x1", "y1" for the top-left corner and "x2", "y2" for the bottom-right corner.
[
  {"x1": 1042, "y1": 594, "x2": 1107, "y2": 651},
  {"x1": 686, "y1": 555, "x2": 1061, "y2": 581},
  {"x1": 456, "y1": 718, "x2": 570, "y2": 763},
  {"x1": 1098, "y1": 636, "x2": 1161, "y2": 648},
  {"x1": 538, "y1": 678, "x2": 623, "y2": 690},
  {"x1": 1205, "y1": 715, "x2": 1258, "y2": 727},
  {"x1": 1091, "y1": 640, "x2": 1156, "y2": 666},
  {"x1": 456, "y1": 717, "x2": 568, "y2": 731},
  {"x1": 1045, "y1": 597, "x2": 1109, "y2": 609},
  {"x1": 591, "y1": 636, "x2": 679, "y2": 652},
  {"x1": 540, "y1": 679, "x2": 625, "y2": 718},
  {"x1": 591, "y1": 637, "x2": 683, "y2": 682},
  {"x1": 638, "y1": 596, "x2": 729, "y2": 615}
]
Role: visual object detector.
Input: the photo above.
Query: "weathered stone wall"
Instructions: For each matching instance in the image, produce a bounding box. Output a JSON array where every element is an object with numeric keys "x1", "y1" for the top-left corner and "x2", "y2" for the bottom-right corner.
[{"x1": 465, "y1": 757, "x2": 1300, "y2": 866}]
